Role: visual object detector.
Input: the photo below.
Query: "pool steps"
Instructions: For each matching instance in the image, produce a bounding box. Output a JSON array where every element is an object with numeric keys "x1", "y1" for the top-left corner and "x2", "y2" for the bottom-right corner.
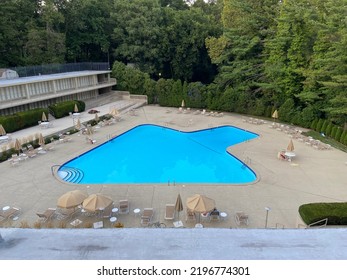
[{"x1": 58, "y1": 167, "x2": 84, "y2": 183}]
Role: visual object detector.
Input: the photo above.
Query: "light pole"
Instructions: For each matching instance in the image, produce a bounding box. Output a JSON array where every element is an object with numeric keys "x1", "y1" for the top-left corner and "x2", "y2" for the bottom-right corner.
[{"x1": 265, "y1": 207, "x2": 271, "y2": 228}]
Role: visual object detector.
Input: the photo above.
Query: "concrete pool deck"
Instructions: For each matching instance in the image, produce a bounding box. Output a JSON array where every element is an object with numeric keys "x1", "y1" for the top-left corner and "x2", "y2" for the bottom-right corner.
[{"x1": 1, "y1": 102, "x2": 347, "y2": 259}]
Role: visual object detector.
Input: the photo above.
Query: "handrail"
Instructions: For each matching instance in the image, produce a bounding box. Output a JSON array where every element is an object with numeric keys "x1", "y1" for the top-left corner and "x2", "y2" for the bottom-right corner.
[
  {"x1": 51, "y1": 164, "x2": 61, "y2": 176},
  {"x1": 308, "y1": 218, "x2": 328, "y2": 228}
]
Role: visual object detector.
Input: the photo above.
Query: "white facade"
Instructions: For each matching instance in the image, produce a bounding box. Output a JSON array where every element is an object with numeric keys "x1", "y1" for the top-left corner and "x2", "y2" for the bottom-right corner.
[{"x1": 0, "y1": 70, "x2": 116, "y2": 115}]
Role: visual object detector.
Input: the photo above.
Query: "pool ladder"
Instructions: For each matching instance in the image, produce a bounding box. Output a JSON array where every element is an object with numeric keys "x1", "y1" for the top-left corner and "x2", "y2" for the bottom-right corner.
[
  {"x1": 168, "y1": 180, "x2": 176, "y2": 186},
  {"x1": 244, "y1": 156, "x2": 251, "y2": 165}
]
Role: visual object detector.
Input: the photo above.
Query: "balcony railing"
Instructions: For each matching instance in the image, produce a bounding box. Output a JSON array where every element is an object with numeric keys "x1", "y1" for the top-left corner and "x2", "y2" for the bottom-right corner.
[{"x1": 9, "y1": 62, "x2": 110, "y2": 78}]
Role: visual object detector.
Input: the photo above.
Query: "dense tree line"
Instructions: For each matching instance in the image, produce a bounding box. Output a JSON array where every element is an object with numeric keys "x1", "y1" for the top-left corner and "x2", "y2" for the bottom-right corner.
[
  {"x1": 1, "y1": 0, "x2": 347, "y2": 133},
  {"x1": 0, "y1": 0, "x2": 221, "y2": 83}
]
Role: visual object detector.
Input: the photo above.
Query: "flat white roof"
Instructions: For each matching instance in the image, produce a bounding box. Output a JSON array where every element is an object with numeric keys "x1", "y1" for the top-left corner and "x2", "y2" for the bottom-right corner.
[
  {"x1": 0, "y1": 70, "x2": 111, "y2": 87},
  {"x1": 1, "y1": 228, "x2": 347, "y2": 260}
]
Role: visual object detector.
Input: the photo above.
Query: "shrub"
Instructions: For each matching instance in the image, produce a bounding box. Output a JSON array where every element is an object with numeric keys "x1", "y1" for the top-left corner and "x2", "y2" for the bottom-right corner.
[
  {"x1": 325, "y1": 122, "x2": 333, "y2": 137},
  {"x1": 48, "y1": 100, "x2": 85, "y2": 119},
  {"x1": 58, "y1": 221, "x2": 67, "y2": 228},
  {"x1": 321, "y1": 120, "x2": 328, "y2": 134},
  {"x1": 301, "y1": 106, "x2": 316, "y2": 128},
  {"x1": 315, "y1": 119, "x2": 324, "y2": 133},
  {"x1": 291, "y1": 112, "x2": 302, "y2": 127},
  {"x1": 114, "y1": 222, "x2": 124, "y2": 228},
  {"x1": 340, "y1": 130, "x2": 346, "y2": 144},
  {"x1": 310, "y1": 119, "x2": 318, "y2": 131},
  {"x1": 33, "y1": 222, "x2": 42, "y2": 229},
  {"x1": 279, "y1": 98, "x2": 295, "y2": 122},
  {"x1": 0, "y1": 108, "x2": 47, "y2": 133},
  {"x1": 84, "y1": 222, "x2": 93, "y2": 228},
  {"x1": 299, "y1": 203, "x2": 347, "y2": 226},
  {"x1": 331, "y1": 125, "x2": 338, "y2": 139},
  {"x1": 335, "y1": 127, "x2": 343, "y2": 142},
  {"x1": 265, "y1": 106, "x2": 273, "y2": 118},
  {"x1": 19, "y1": 221, "x2": 30, "y2": 228}
]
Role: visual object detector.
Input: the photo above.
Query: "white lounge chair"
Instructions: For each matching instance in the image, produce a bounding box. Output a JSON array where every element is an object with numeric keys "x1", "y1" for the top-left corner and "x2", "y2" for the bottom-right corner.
[
  {"x1": 164, "y1": 204, "x2": 175, "y2": 220},
  {"x1": 185, "y1": 209, "x2": 196, "y2": 222},
  {"x1": 141, "y1": 208, "x2": 154, "y2": 226},
  {"x1": 119, "y1": 200, "x2": 129, "y2": 214},
  {"x1": 235, "y1": 211, "x2": 249, "y2": 226}
]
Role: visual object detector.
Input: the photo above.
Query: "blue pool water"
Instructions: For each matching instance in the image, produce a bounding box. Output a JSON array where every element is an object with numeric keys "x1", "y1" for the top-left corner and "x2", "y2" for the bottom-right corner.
[{"x1": 58, "y1": 124, "x2": 258, "y2": 184}]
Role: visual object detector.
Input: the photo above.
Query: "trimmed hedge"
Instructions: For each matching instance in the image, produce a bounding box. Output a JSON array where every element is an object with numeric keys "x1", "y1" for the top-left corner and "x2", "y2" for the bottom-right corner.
[
  {"x1": 299, "y1": 203, "x2": 347, "y2": 226},
  {"x1": 48, "y1": 100, "x2": 85, "y2": 119},
  {"x1": 0, "y1": 108, "x2": 48, "y2": 133}
]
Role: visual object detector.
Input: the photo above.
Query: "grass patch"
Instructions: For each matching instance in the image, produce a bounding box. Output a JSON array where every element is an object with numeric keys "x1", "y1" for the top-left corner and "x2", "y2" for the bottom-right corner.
[
  {"x1": 302, "y1": 130, "x2": 347, "y2": 152},
  {"x1": 299, "y1": 203, "x2": 347, "y2": 226}
]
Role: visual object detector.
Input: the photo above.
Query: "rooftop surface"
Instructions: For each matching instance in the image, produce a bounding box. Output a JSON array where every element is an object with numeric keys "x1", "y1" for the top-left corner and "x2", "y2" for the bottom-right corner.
[
  {"x1": 0, "y1": 70, "x2": 111, "y2": 86},
  {"x1": 1, "y1": 228, "x2": 347, "y2": 260},
  {"x1": 1, "y1": 102, "x2": 347, "y2": 259}
]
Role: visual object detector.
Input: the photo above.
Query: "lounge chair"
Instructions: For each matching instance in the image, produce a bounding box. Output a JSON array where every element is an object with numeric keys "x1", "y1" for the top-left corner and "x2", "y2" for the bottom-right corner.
[
  {"x1": 43, "y1": 143, "x2": 54, "y2": 151},
  {"x1": 0, "y1": 206, "x2": 21, "y2": 222},
  {"x1": 26, "y1": 144, "x2": 38, "y2": 158},
  {"x1": 55, "y1": 207, "x2": 79, "y2": 221},
  {"x1": 119, "y1": 200, "x2": 129, "y2": 214},
  {"x1": 185, "y1": 209, "x2": 196, "y2": 222},
  {"x1": 93, "y1": 221, "x2": 104, "y2": 229},
  {"x1": 235, "y1": 211, "x2": 249, "y2": 226},
  {"x1": 164, "y1": 204, "x2": 175, "y2": 220},
  {"x1": 209, "y1": 209, "x2": 220, "y2": 222},
  {"x1": 8, "y1": 155, "x2": 20, "y2": 167},
  {"x1": 141, "y1": 208, "x2": 154, "y2": 226},
  {"x1": 36, "y1": 208, "x2": 56, "y2": 222},
  {"x1": 102, "y1": 206, "x2": 113, "y2": 219},
  {"x1": 85, "y1": 137, "x2": 96, "y2": 144}
]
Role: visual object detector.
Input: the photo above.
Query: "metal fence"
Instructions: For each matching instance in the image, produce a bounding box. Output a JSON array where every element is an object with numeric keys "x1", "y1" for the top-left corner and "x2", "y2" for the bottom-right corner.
[{"x1": 9, "y1": 62, "x2": 110, "y2": 78}]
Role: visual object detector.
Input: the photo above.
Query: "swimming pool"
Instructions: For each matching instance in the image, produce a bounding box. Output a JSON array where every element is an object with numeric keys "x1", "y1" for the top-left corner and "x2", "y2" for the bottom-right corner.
[{"x1": 58, "y1": 124, "x2": 259, "y2": 184}]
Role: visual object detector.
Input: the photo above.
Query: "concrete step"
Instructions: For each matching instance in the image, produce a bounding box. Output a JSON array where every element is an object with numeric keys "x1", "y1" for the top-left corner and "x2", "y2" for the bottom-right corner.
[{"x1": 85, "y1": 91, "x2": 124, "y2": 109}]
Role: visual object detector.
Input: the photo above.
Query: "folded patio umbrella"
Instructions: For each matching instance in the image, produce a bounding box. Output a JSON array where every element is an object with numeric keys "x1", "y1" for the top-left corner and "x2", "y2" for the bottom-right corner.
[
  {"x1": 14, "y1": 138, "x2": 21, "y2": 154},
  {"x1": 0, "y1": 124, "x2": 6, "y2": 136},
  {"x1": 38, "y1": 133, "x2": 45, "y2": 147},
  {"x1": 75, "y1": 119, "x2": 82, "y2": 130},
  {"x1": 287, "y1": 139, "x2": 294, "y2": 152},
  {"x1": 272, "y1": 109, "x2": 279, "y2": 119},
  {"x1": 175, "y1": 193, "x2": 183, "y2": 219},
  {"x1": 42, "y1": 112, "x2": 47, "y2": 122}
]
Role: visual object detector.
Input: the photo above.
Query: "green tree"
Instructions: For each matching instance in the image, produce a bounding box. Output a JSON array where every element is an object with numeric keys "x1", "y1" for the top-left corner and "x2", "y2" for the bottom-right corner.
[
  {"x1": 64, "y1": 0, "x2": 114, "y2": 62},
  {"x1": 207, "y1": 0, "x2": 279, "y2": 113},
  {"x1": 0, "y1": 0, "x2": 38, "y2": 66},
  {"x1": 24, "y1": 0, "x2": 66, "y2": 65},
  {"x1": 279, "y1": 98, "x2": 295, "y2": 122}
]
